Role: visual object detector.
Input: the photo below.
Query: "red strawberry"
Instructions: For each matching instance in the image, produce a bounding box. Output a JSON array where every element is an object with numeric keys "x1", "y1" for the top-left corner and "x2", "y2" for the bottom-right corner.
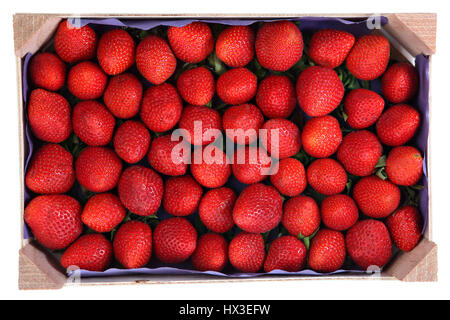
[
  {"x1": 309, "y1": 29, "x2": 355, "y2": 69},
  {"x1": 81, "y1": 193, "x2": 126, "y2": 233},
  {"x1": 216, "y1": 26, "x2": 255, "y2": 67},
  {"x1": 306, "y1": 158, "x2": 347, "y2": 196},
  {"x1": 386, "y1": 146, "x2": 423, "y2": 186},
  {"x1": 264, "y1": 236, "x2": 307, "y2": 272},
  {"x1": 344, "y1": 89, "x2": 385, "y2": 129},
  {"x1": 113, "y1": 220, "x2": 152, "y2": 269},
  {"x1": 26, "y1": 144, "x2": 74, "y2": 194},
  {"x1": 103, "y1": 73, "x2": 143, "y2": 119},
  {"x1": 75, "y1": 147, "x2": 122, "y2": 193},
  {"x1": 232, "y1": 145, "x2": 273, "y2": 184},
  {"x1": 255, "y1": 21, "x2": 303, "y2": 72},
  {"x1": 191, "y1": 233, "x2": 228, "y2": 272},
  {"x1": 256, "y1": 75, "x2": 296, "y2": 119},
  {"x1": 177, "y1": 67, "x2": 215, "y2": 106},
  {"x1": 346, "y1": 34, "x2": 390, "y2": 80},
  {"x1": 269, "y1": 158, "x2": 306, "y2": 197},
  {"x1": 199, "y1": 187, "x2": 236, "y2": 234},
  {"x1": 27, "y1": 89, "x2": 72, "y2": 143},
  {"x1": 24, "y1": 195, "x2": 82, "y2": 250},
  {"x1": 233, "y1": 183, "x2": 283, "y2": 233},
  {"x1": 167, "y1": 22, "x2": 214, "y2": 63},
  {"x1": 228, "y1": 232, "x2": 265, "y2": 273},
  {"x1": 61, "y1": 234, "x2": 113, "y2": 272},
  {"x1": 321, "y1": 194, "x2": 358, "y2": 231},
  {"x1": 346, "y1": 219, "x2": 392, "y2": 270},
  {"x1": 283, "y1": 195, "x2": 320, "y2": 238},
  {"x1": 113, "y1": 120, "x2": 151, "y2": 164},
  {"x1": 191, "y1": 146, "x2": 231, "y2": 188},
  {"x1": 136, "y1": 35, "x2": 176, "y2": 85},
  {"x1": 222, "y1": 103, "x2": 264, "y2": 145},
  {"x1": 54, "y1": 19, "x2": 97, "y2": 63},
  {"x1": 296, "y1": 66, "x2": 344, "y2": 117},
  {"x1": 118, "y1": 166, "x2": 163, "y2": 216},
  {"x1": 163, "y1": 175, "x2": 203, "y2": 217},
  {"x1": 29, "y1": 52, "x2": 66, "y2": 91},
  {"x1": 386, "y1": 206, "x2": 423, "y2": 252},
  {"x1": 147, "y1": 134, "x2": 189, "y2": 176},
  {"x1": 308, "y1": 229, "x2": 346, "y2": 273},
  {"x1": 153, "y1": 217, "x2": 197, "y2": 263},
  {"x1": 382, "y1": 62, "x2": 419, "y2": 103},
  {"x1": 376, "y1": 104, "x2": 421, "y2": 146},
  {"x1": 97, "y1": 29, "x2": 135, "y2": 75},
  {"x1": 337, "y1": 130, "x2": 382, "y2": 177},
  {"x1": 216, "y1": 68, "x2": 257, "y2": 105},
  {"x1": 353, "y1": 175, "x2": 401, "y2": 218},
  {"x1": 301, "y1": 115, "x2": 342, "y2": 158},
  {"x1": 72, "y1": 100, "x2": 115, "y2": 146},
  {"x1": 68, "y1": 61, "x2": 107, "y2": 100},
  {"x1": 261, "y1": 118, "x2": 301, "y2": 159},
  {"x1": 178, "y1": 105, "x2": 222, "y2": 146}
]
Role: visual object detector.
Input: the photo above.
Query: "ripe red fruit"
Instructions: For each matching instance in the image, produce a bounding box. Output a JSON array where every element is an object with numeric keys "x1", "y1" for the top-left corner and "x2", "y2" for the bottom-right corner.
[
  {"x1": 222, "y1": 103, "x2": 264, "y2": 145},
  {"x1": 307, "y1": 158, "x2": 347, "y2": 196},
  {"x1": 26, "y1": 144, "x2": 74, "y2": 194},
  {"x1": 296, "y1": 66, "x2": 344, "y2": 117},
  {"x1": 75, "y1": 147, "x2": 122, "y2": 193},
  {"x1": 29, "y1": 52, "x2": 66, "y2": 91},
  {"x1": 153, "y1": 217, "x2": 197, "y2": 264},
  {"x1": 118, "y1": 166, "x2": 163, "y2": 216},
  {"x1": 113, "y1": 120, "x2": 151, "y2": 164},
  {"x1": 228, "y1": 232, "x2": 265, "y2": 273},
  {"x1": 255, "y1": 21, "x2": 303, "y2": 72},
  {"x1": 256, "y1": 75, "x2": 296, "y2": 119},
  {"x1": 382, "y1": 62, "x2": 418, "y2": 103},
  {"x1": 147, "y1": 134, "x2": 189, "y2": 176},
  {"x1": 97, "y1": 29, "x2": 135, "y2": 75},
  {"x1": 191, "y1": 146, "x2": 231, "y2": 188},
  {"x1": 344, "y1": 89, "x2": 385, "y2": 129},
  {"x1": 337, "y1": 130, "x2": 382, "y2": 177},
  {"x1": 178, "y1": 105, "x2": 222, "y2": 146},
  {"x1": 261, "y1": 118, "x2": 301, "y2": 159},
  {"x1": 81, "y1": 193, "x2": 126, "y2": 233},
  {"x1": 103, "y1": 73, "x2": 143, "y2": 119},
  {"x1": 177, "y1": 67, "x2": 215, "y2": 106},
  {"x1": 321, "y1": 194, "x2": 359, "y2": 231},
  {"x1": 346, "y1": 219, "x2": 392, "y2": 270},
  {"x1": 54, "y1": 20, "x2": 97, "y2": 63},
  {"x1": 269, "y1": 158, "x2": 306, "y2": 197},
  {"x1": 308, "y1": 229, "x2": 346, "y2": 273},
  {"x1": 283, "y1": 195, "x2": 320, "y2": 238},
  {"x1": 346, "y1": 34, "x2": 390, "y2": 80},
  {"x1": 27, "y1": 89, "x2": 72, "y2": 143},
  {"x1": 191, "y1": 233, "x2": 228, "y2": 272},
  {"x1": 24, "y1": 195, "x2": 82, "y2": 250},
  {"x1": 386, "y1": 146, "x2": 423, "y2": 186},
  {"x1": 216, "y1": 68, "x2": 257, "y2": 105},
  {"x1": 301, "y1": 115, "x2": 342, "y2": 158},
  {"x1": 216, "y1": 26, "x2": 255, "y2": 67},
  {"x1": 353, "y1": 175, "x2": 401, "y2": 218},
  {"x1": 232, "y1": 146, "x2": 273, "y2": 184},
  {"x1": 61, "y1": 234, "x2": 113, "y2": 272},
  {"x1": 386, "y1": 206, "x2": 423, "y2": 252},
  {"x1": 199, "y1": 187, "x2": 236, "y2": 234},
  {"x1": 309, "y1": 29, "x2": 355, "y2": 69},
  {"x1": 163, "y1": 175, "x2": 203, "y2": 217},
  {"x1": 68, "y1": 61, "x2": 107, "y2": 100},
  {"x1": 264, "y1": 236, "x2": 307, "y2": 272}
]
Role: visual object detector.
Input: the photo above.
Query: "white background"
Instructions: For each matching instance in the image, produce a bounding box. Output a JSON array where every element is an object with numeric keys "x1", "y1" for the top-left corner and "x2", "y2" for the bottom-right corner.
[{"x1": 0, "y1": 0, "x2": 449, "y2": 300}]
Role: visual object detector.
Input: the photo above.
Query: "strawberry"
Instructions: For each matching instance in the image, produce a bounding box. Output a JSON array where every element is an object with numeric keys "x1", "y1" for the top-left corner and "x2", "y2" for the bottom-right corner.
[
  {"x1": 27, "y1": 89, "x2": 72, "y2": 143},
  {"x1": 346, "y1": 219, "x2": 392, "y2": 270},
  {"x1": 344, "y1": 88, "x2": 385, "y2": 129},
  {"x1": 167, "y1": 22, "x2": 214, "y2": 63},
  {"x1": 72, "y1": 100, "x2": 115, "y2": 146},
  {"x1": 264, "y1": 236, "x2": 307, "y2": 272},
  {"x1": 178, "y1": 105, "x2": 222, "y2": 146},
  {"x1": 147, "y1": 134, "x2": 189, "y2": 176},
  {"x1": 54, "y1": 19, "x2": 97, "y2": 63},
  {"x1": 216, "y1": 26, "x2": 255, "y2": 67},
  {"x1": 353, "y1": 175, "x2": 401, "y2": 218},
  {"x1": 191, "y1": 146, "x2": 231, "y2": 188},
  {"x1": 24, "y1": 195, "x2": 82, "y2": 250},
  {"x1": 118, "y1": 165, "x2": 163, "y2": 216},
  {"x1": 232, "y1": 145, "x2": 273, "y2": 184},
  {"x1": 97, "y1": 29, "x2": 135, "y2": 75},
  {"x1": 296, "y1": 66, "x2": 344, "y2": 117},
  {"x1": 337, "y1": 130, "x2": 382, "y2": 177},
  {"x1": 382, "y1": 62, "x2": 418, "y2": 103},
  {"x1": 198, "y1": 187, "x2": 236, "y2": 234},
  {"x1": 228, "y1": 232, "x2": 265, "y2": 273},
  {"x1": 255, "y1": 21, "x2": 303, "y2": 72},
  {"x1": 25, "y1": 144, "x2": 74, "y2": 194},
  {"x1": 136, "y1": 35, "x2": 176, "y2": 85},
  {"x1": 309, "y1": 29, "x2": 355, "y2": 69},
  {"x1": 261, "y1": 118, "x2": 301, "y2": 159},
  {"x1": 177, "y1": 67, "x2": 215, "y2": 106},
  {"x1": 282, "y1": 195, "x2": 320, "y2": 238},
  {"x1": 113, "y1": 120, "x2": 151, "y2": 164},
  {"x1": 81, "y1": 193, "x2": 126, "y2": 233},
  {"x1": 216, "y1": 68, "x2": 257, "y2": 105},
  {"x1": 222, "y1": 103, "x2": 264, "y2": 145},
  {"x1": 376, "y1": 104, "x2": 421, "y2": 146},
  {"x1": 321, "y1": 194, "x2": 358, "y2": 231},
  {"x1": 140, "y1": 83, "x2": 183, "y2": 133},
  {"x1": 103, "y1": 73, "x2": 143, "y2": 119},
  {"x1": 163, "y1": 175, "x2": 203, "y2": 217},
  {"x1": 113, "y1": 220, "x2": 152, "y2": 269},
  {"x1": 307, "y1": 158, "x2": 347, "y2": 196},
  {"x1": 386, "y1": 206, "x2": 423, "y2": 252},
  {"x1": 153, "y1": 217, "x2": 197, "y2": 264},
  {"x1": 75, "y1": 147, "x2": 122, "y2": 193},
  {"x1": 61, "y1": 234, "x2": 113, "y2": 272},
  {"x1": 255, "y1": 75, "x2": 296, "y2": 119},
  {"x1": 386, "y1": 146, "x2": 423, "y2": 186},
  {"x1": 346, "y1": 34, "x2": 390, "y2": 80},
  {"x1": 67, "y1": 61, "x2": 107, "y2": 100},
  {"x1": 308, "y1": 229, "x2": 346, "y2": 273},
  {"x1": 301, "y1": 115, "x2": 342, "y2": 158},
  {"x1": 191, "y1": 233, "x2": 228, "y2": 272},
  {"x1": 29, "y1": 52, "x2": 66, "y2": 91},
  {"x1": 269, "y1": 158, "x2": 306, "y2": 197},
  {"x1": 233, "y1": 183, "x2": 283, "y2": 233}
]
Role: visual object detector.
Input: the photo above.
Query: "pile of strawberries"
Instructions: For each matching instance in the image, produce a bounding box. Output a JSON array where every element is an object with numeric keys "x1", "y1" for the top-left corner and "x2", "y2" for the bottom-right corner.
[{"x1": 24, "y1": 19, "x2": 425, "y2": 274}]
